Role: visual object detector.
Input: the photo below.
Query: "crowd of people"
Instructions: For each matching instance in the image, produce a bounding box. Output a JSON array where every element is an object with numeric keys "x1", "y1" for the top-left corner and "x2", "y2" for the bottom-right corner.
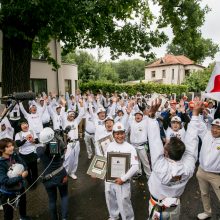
[{"x1": 0, "y1": 90, "x2": 219, "y2": 220}]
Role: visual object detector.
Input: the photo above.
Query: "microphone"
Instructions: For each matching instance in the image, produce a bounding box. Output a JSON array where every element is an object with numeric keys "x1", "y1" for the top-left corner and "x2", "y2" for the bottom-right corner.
[{"x1": 1, "y1": 92, "x2": 36, "y2": 101}]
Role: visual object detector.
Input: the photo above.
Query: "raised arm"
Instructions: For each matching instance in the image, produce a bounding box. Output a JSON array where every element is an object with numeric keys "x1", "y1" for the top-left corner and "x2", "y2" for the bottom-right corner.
[{"x1": 19, "y1": 102, "x2": 29, "y2": 118}]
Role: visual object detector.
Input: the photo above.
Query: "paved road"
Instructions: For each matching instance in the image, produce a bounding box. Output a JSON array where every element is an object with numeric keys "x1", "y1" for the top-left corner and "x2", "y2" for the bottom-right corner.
[{"x1": 1, "y1": 139, "x2": 220, "y2": 220}]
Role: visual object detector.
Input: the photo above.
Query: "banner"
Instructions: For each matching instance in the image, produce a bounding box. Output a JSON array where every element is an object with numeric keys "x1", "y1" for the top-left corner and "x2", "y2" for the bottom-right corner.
[{"x1": 203, "y1": 62, "x2": 220, "y2": 101}]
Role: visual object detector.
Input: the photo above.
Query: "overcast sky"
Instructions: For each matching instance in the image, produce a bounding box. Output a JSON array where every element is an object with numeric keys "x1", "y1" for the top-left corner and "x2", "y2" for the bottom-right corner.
[{"x1": 86, "y1": 0, "x2": 220, "y2": 67}]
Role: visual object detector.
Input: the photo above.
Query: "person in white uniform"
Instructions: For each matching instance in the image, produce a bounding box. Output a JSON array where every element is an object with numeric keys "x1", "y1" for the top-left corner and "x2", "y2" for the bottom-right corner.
[
  {"x1": 84, "y1": 105, "x2": 95, "y2": 159},
  {"x1": 147, "y1": 100, "x2": 202, "y2": 220},
  {"x1": 0, "y1": 117, "x2": 14, "y2": 140},
  {"x1": 105, "y1": 122, "x2": 139, "y2": 220},
  {"x1": 19, "y1": 101, "x2": 46, "y2": 139},
  {"x1": 165, "y1": 116, "x2": 185, "y2": 143},
  {"x1": 196, "y1": 118, "x2": 220, "y2": 220},
  {"x1": 128, "y1": 109, "x2": 151, "y2": 179},
  {"x1": 63, "y1": 99, "x2": 85, "y2": 180}
]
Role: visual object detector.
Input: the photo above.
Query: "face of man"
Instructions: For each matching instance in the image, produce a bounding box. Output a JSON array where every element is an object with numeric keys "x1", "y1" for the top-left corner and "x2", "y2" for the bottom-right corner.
[
  {"x1": 211, "y1": 125, "x2": 220, "y2": 138},
  {"x1": 171, "y1": 121, "x2": 181, "y2": 132},
  {"x1": 30, "y1": 106, "x2": 37, "y2": 114},
  {"x1": 98, "y1": 112, "x2": 106, "y2": 120},
  {"x1": 67, "y1": 114, "x2": 75, "y2": 121},
  {"x1": 208, "y1": 102, "x2": 214, "y2": 109},
  {"x1": 135, "y1": 113, "x2": 143, "y2": 123},
  {"x1": 117, "y1": 111, "x2": 123, "y2": 117},
  {"x1": 56, "y1": 107, "x2": 61, "y2": 114},
  {"x1": 40, "y1": 100, "x2": 44, "y2": 107},
  {"x1": 113, "y1": 131, "x2": 125, "y2": 144},
  {"x1": 105, "y1": 120, "x2": 114, "y2": 132}
]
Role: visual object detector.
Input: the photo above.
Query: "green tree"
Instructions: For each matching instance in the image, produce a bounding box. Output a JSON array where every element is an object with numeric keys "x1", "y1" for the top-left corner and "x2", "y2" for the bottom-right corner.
[
  {"x1": 112, "y1": 59, "x2": 146, "y2": 82},
  {"x1": 0, "y1": 0, "x2": 216, "y2": 95},
  {"x1": 167, "y1": 39, "x2": 219, "y2": 63},
  {"x1": 159, "y1": 0, "x2": 219, "y2": 63},
  {"x1": 183, "y1": 63, "x2": 215, "y2": 92}
]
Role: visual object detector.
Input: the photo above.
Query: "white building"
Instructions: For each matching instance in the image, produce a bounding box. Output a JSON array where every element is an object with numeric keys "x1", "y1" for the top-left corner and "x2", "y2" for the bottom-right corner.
[
  {"x1": 0, "y1": 31, "x2": 78, "y2": 96},
  {"x1": 145, "y1": 54, "x2": 204, "y2": 85}
]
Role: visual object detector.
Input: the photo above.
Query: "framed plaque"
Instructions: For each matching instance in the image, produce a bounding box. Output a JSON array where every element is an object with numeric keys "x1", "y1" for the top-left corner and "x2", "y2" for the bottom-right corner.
[
  {"x1": 87, "y1": 155, "x2": 107, "y2": 179},
  {"x1": 97, "y1": 134, "x2": 114, "y2": 156},
  {"x1": 106, "y1": 152, "x2": 131, "y2": 182}
]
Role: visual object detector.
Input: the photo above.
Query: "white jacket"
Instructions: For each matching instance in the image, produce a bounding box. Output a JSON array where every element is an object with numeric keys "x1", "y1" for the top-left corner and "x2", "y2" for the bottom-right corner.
[{"x1": 148, "y1": 116, "x2": 199, "y2": 200}]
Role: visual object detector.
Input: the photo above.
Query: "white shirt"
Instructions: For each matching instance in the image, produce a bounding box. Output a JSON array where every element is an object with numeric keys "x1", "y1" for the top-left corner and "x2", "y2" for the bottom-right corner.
[
  {"x1": 128, "y1": 116, "x2": 148, "y2": 148},
  {"x1": 19, "y1": 102, "x2": 45, "y2": 134},
  {"x1": 15, "y1": 130, "x2": 37, "y2": 155},
  {"x1": 84, "y1": 111, "x2": 95, "y2": 134},
  {"x1": 106, "y1": 141, "x2": 139, "y2": 182},
  {"x1": 199, "y1": 131, "x2": 220, "y2": 173},
  {"x1": 148, "y1": 116, "x2": 199, "y2": 200},
  {"x1": 63, "y1": 107, "x2": 85, "y2": 140},
  {"x1": 165, "y1": 127, "x2": 185, "y2": 142}
]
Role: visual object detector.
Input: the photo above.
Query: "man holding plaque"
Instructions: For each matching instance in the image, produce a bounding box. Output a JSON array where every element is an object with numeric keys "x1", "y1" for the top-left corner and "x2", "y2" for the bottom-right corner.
[{"x1": 105, "y1": 122, "x2": 139, "y2": 220}]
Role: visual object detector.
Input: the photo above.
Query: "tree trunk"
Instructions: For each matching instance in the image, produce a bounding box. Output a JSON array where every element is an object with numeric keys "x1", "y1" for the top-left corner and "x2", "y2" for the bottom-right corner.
[{"x1": 2, "y1": 33, "x2": 33, "y2": 96}]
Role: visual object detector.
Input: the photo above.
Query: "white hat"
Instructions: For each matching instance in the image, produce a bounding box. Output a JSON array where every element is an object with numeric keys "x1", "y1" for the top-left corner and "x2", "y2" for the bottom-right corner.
[
  {"x1": 97, "y1": 107, "x2": 106, "y2": 114},
  {"x1": 208, "y1": 100, "x2": 215, "y2": 105},
  {"x1": 113, "y1": 122, "x2": 125, "y2": 132},
  {"x1": 55, "y1": 104, "x2": 62, "y2": 109},
  {"x1": 29, "y1": 104, "x2": 36, "y2": 109},
  {"x1": 40, "y1": 127, "x2": 55, "y2": 144},
  {"x1": 134, "y1": 110, "x2": 143, "y2": 116},
  {"x1": 39, "y1": 97, "x2": 44, "y2": 101},
  {"x1": 211, "y1": 119, "x2": 220, "y2": 126},
  {"x1": 171, "y1": 116, "x2": 181, "y2": 123},
  {"x1": 104, "y1": 116, "x2": 114, "y2": 122}
]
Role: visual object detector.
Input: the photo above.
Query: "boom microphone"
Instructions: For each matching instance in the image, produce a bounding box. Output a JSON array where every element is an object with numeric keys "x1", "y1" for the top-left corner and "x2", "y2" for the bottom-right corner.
[{"x1": 2, "y1": 92, "x2": 36, "y2": 101}]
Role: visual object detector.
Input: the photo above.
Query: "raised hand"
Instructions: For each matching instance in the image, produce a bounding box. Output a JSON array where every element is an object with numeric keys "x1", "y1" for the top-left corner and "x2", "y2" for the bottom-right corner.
[
  {"x1": 193, "y1": 101, "x2": 204, "y2": 116},
  {"x1": 148, "y1": 98, "x2": 162, "y2": 118}
]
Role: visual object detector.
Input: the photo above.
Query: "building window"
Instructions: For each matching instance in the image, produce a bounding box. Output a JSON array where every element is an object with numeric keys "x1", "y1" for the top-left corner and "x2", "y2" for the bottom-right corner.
[
  {"x1": 162, "y1": 70, "x2": 166, "y2": 78},
  {"x1": 151, "y1": 71, "x2": 156, "y2": 78},
  {"x1": 30, "y1": 79, "x2": 47, "y2": 94},
  {"x1": 65, "y1": 80, "x2": 72, "y2": 95},
  {"x1": 172, "y1": 69, "x2": 174, "y2": 80},
  {"x1": 185, "y1": 69, "x2": 190, "y2": 77}
]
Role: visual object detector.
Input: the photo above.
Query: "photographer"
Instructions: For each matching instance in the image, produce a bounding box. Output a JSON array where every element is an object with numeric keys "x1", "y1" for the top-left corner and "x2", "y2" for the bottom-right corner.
[{"x1": 37, "y1": 127, "x2": 68, "y2": 220}]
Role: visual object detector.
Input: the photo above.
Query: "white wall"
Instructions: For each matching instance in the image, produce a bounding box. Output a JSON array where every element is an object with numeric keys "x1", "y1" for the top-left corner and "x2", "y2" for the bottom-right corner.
[{"x1": 145, "y1": 64, "x2": 204, "y2": 85}]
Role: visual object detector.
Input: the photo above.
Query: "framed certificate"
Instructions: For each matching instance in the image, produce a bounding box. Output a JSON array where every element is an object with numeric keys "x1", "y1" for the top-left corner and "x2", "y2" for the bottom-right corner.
[
  {"x1": 106, "y1": 152, "x2": 131, "y2": 182},
  {"x1": 87, "y1": 155, "x2": 107, "y2": 179},
  {"x1": 98, "y1": 134, "x2": 114, "y2": 156}
]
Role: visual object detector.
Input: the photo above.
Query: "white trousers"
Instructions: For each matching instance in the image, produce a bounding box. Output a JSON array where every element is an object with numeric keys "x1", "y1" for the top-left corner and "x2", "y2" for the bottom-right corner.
[
  {"x1": 136, "y1": 148, "x2": 151, "y2": 178},
  {"x1": 84, "y1": 133, "x2": 95, "y2": 157},
  {"x1": 63, "y1": 141, "x2": 80, "y2": 175},
  {"x1": 105, "y1": 182, "x2": 134, "y2": 220}
]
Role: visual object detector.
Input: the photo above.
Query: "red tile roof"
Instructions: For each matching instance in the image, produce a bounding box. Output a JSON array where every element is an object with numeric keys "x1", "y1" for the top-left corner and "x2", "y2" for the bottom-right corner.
[{"x1": 146, "y1": 54, "x2": 195, "y2": 68}]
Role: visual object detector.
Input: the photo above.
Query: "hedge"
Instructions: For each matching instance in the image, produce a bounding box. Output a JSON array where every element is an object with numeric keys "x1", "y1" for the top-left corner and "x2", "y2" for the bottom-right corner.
[{"x1": 79, "y1": 81, "x2": 188, "y2": 96}]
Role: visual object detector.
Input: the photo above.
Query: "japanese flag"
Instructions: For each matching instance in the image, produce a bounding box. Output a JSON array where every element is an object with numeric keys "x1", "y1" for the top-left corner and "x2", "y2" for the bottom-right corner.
[{"x1": 203, "y1": 62, "x2": 220, "y2": 101}]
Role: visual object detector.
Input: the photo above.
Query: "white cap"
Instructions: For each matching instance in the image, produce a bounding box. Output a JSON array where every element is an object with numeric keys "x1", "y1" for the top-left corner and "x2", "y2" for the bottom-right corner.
[
  {"x1": 134, "y1": 110, "x2": 143, "y2": 116},
  {"x1": 97, "y1": 107, "x2": 106, "y2": 114},
  {"x1": 211, "y1": 119, "x2": 220, "y2": 126},
  {"x1": 39, "y1": 97, "x2": 44, "y2": 101},
  {"x1": 104, "y1": 116, "x2": 114, "y2": 122},
  {"x1": 56, "y1": 104, "x2": 62, "y2": 109},
  {"x1": 113, "y1": 122, "x2": 125, "y2": 132},
  {"x1": 171, "y1": 116, "x2": 181, "y2": 123},
  {"x1": 29, "y1": 104, "x2": 36, "y2": 109}
]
